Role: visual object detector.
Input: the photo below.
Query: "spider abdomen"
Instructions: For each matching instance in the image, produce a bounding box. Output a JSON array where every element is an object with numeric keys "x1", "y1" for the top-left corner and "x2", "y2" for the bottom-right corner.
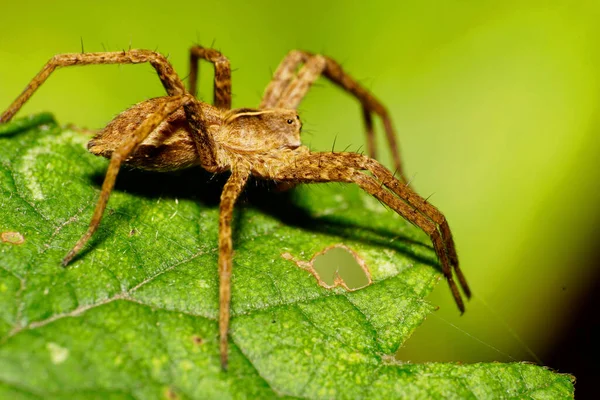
[{"x1": 88, "y1": 97, "x2": 203, "y2": 171}]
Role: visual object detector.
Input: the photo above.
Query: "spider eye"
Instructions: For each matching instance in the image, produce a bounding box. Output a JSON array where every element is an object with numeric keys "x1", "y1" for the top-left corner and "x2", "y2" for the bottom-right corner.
[{"x1": 286, "y1": 119, "x2": 294, "y2": 124}]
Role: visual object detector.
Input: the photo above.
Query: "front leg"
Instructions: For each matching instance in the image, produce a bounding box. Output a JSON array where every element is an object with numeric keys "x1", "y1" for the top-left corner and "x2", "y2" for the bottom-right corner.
[
  {"x1": 0, "y1": 49, "x2": 220, "y2": 168},
  {"x1": 1, "y1": 50, "x2": 187, "y2": 123},
  {"x1": 218, "y1": 167, "x2": 250, "y2": 370},
  {"x1": 270, "y1": 151, "x2": 470, "y2": 313},
  {"x1": 261, "y1": 50, "x2": 405, "y2": 182}
]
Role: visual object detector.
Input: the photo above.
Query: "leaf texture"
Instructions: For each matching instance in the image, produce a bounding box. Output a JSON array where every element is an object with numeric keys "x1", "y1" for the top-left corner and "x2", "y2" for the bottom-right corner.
[{"x1": 0, "y1": 115, "x2": 574, "y2": 399}]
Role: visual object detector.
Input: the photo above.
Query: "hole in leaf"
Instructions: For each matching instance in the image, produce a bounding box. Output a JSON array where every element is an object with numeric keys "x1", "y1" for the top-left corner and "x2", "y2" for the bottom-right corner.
[
  {"x1": 313, "y1": 247, "x2": 370, "y2": 290},
  {"x1": 282, "y1": 244, "x2": 372, "y2": 291}
]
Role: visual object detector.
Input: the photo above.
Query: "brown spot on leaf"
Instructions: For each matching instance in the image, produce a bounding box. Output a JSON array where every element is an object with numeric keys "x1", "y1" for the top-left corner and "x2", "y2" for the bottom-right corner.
[
  {"x1": 1, "y1": 231, "x2": 25, "y2": 245},
  {"x1": 129, "y1": 229, "x2": 138, "y2": 237},
  {"x1": 282, "y1": 244, "x2": 372, "y2": 291},
  {"x1": 164, "y1": 387, "x2": 178, "y2": 400},
  {"x1": 191, "y1": 335, "x2": 204, "y2": 345}
]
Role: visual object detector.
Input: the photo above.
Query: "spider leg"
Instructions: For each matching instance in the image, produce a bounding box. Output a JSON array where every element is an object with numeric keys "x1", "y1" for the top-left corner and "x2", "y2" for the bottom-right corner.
[
  {"x1": 0, "y1": 50, "x2": 187, "y2": 123},
  {"x1": 260, "y1": 50, "x2": 306, "y2": 110},
  {"x1": 218, "y1": 167, "x2": 250, "y2": 371},
  {"x1": 353, "y1": 172, "x2": 467, "y2": 311},
  {"x1": 364, "y1": 158, "x2": 470, "y2": 297},
  {"x1": 62, "y1": 94, "x2": 195, "y2": 265},
  {"x1": 188, "y1": 46, "x2": 232, "y2": 109},
  {"x1": 271, "y1": 151, "x2": 470, "y2": 312},
  {"x1": 260, "y1": 50, "x2": 405, "y2": 182},
  {"x1": 1, "y1": 50, "x2": 219, "y2": 166}
]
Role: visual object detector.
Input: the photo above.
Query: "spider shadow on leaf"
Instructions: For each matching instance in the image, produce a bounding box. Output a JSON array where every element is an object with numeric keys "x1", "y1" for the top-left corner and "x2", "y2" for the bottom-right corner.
[
  {"x1": 246, "y1": 183, "x2": 441, "y2": 271},
  {"x1": 85, "y1": 166, "x2": 441, "y2": 272}
]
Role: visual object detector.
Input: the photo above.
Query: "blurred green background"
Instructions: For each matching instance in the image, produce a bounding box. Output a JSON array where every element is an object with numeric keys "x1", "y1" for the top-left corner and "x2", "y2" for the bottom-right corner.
[{"x1": 1, "y1": 0, "x2": 598, "y2": 387}]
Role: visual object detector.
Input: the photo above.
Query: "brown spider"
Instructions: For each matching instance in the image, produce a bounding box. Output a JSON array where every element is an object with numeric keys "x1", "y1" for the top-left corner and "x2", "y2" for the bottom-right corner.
[{"x1": 0, "y1": 46, "x2": 471, "y2": 370}]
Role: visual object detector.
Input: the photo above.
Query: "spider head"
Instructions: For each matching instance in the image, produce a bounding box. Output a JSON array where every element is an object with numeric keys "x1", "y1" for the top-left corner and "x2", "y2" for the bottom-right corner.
[{"x1": 221, "y1": 108, "x2": 302, "y2": 151}]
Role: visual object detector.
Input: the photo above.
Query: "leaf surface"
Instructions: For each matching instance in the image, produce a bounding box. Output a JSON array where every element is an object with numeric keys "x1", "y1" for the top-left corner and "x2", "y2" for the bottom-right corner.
[{"x1": 0, "y1": 115, "x2": 574, "y2": 399}]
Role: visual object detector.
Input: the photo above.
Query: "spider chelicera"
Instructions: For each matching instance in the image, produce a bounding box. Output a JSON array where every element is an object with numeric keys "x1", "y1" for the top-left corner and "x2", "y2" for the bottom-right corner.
[{"x1": 0, "y1": 46, "x2": 471, "y2": 369}]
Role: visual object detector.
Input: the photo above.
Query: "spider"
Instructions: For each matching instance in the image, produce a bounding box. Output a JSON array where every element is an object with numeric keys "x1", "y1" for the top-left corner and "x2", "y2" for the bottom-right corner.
[{"x1": 0, "y1": 46, "x2": 471, "y2": 370}]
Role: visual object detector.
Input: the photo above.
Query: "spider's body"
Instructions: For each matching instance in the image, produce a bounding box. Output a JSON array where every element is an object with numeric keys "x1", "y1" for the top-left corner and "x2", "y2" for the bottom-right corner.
[
  {"x1": 0, "y1": 46, "x2": 471, "y2": 370},
  {"x1": 88, "y1": 97, "x2": 304, "y2": 176},
  {"x1": 88, "y1": 99, "x2": 210, "y2": 171}
]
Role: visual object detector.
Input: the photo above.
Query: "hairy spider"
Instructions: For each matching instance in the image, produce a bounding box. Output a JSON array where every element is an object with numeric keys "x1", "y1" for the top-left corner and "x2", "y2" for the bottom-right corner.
[{"x1": 0, "y1": 46, "x2": 471, "y2": 370}]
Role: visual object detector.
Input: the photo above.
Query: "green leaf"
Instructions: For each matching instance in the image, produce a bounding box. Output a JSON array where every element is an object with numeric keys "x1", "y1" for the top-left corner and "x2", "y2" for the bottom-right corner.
[{"x1": 0, "y1": 115, "x2": 574, "y2": 399}]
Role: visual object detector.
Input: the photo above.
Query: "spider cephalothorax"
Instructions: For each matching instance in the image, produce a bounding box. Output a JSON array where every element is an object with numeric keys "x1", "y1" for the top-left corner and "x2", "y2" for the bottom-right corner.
[{"x1": 0, "y1": 46, "x2": 471, "y2": 370}]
